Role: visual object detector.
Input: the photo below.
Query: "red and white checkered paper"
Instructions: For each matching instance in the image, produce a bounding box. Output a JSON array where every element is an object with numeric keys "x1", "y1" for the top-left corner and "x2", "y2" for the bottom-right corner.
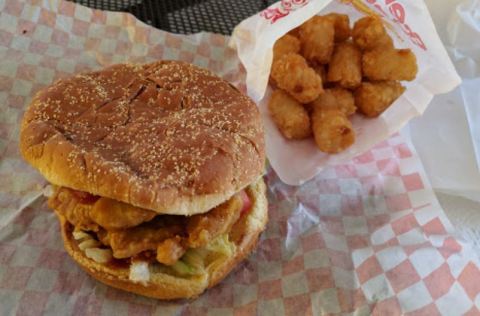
[{"x1": 0, "y1": 0, "x2": 479, "y2": 315}]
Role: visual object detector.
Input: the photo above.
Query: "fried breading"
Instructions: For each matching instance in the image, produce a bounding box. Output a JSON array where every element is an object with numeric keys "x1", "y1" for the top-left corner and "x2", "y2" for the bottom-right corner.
[
  {"x1": 310, "y1": 88, "x2": 356, "y2": 116},
  {"x1": 311, "y1": 108, "x2": 355, "y2": 154},
  {"x1": 156, "y1": 237, "x2": 186, "y2": 266},
  {"x1": 90, "y1": 197, "x2": 157, "y2": 230},
  {"x1": 271, "y1": 53, "x2": 323, "y2": 103},
  {"x1": 363, "y1": 47, "x2": 418, "y2": 81},
  {"x1": 354, "y1": 81, "x2": 406, "y2": 117},
  {"x1": 268, "y1": 89, "x2": 312, "y2": 139},
  {"x1": 49, "y1": 187, "x2": 99, "y2": 232},
  {"x1": 298, "y1": 16, "x2": 335, "y2": 64},
  {"x1": 107, "y1": 217, "x2": 184, "y2": 259},
  {"x1": 51, "y1": 186, "x2": 246, "y2": 265},
  {"x1": 288, "y1": 27, "x2": 300, "y2": 38},
  {"x1": 352, "y1": 16, "x2": 393, "y2": 50},
  {"x1": 310, "y1": 63, "x2": 327, "y2": 83},
  {"x1": 327, "y1": 42, "x2": 362, "y2": 89},
  {"x1": 325, "y1": 13, "x2": 351, "y2": 42},
  {"x1": 186, "y1": 194, "x2": 243, "y2": 248},
  {"x1": 273, "y1": 34, "x2": 301, "y2": 63}
]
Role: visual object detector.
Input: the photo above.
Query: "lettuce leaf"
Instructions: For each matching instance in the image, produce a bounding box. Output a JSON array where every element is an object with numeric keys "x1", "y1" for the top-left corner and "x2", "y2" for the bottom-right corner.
[{"x1": 174, "y1": 234, "x2": 237, "y2": 276}]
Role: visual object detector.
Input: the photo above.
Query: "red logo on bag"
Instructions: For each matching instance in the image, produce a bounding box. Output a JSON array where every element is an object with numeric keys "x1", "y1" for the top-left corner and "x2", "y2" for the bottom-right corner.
[
  {"x1": 260, "y1": 0, "x2": 309, "y2": 23},
  {"x1": 365, "y1": 0, "x2": 427, "y2": 50}
]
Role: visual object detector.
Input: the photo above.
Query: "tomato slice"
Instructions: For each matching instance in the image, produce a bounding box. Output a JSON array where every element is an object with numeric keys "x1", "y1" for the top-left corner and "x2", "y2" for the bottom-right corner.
[{"x1": 239, "y1": 190, "x2": 252, "y2": 216}]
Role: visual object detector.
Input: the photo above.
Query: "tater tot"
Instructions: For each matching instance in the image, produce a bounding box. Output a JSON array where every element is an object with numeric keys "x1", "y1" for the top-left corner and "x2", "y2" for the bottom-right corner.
[
  {"x1": 310, "y1": 88, "x2": 356, "y2": 116},
  {"x1": 363, "y1": 48, "x2": 418, "y2": 81},
  {"x1": 268, "y1": 90, "x2": 311, "y2": 139},
  {"x1": 271, "y1": 53, "x2": 324, "y2": 103},
  {"x1": 352, "y1": 16, "x2": 393, "y2": 50},
  {"x1": 288, "y1": 27, "x2": 301, "y2": 38},
  {"x1": 311, "y1": 108, "x2": 355, "y2": 154},
  {"x1": 325, "y1": 13, "x2": 351, "y2": 42},
  {"x1": 354, "y1": 81, "x2": 406, "y2": 117},
  {"x1": 273, "y1": 34, "x2": 301, "y2": 63},
  {"x1": 327, "y1": 42, "x2": 362, "y2": 89},
  {"x1": 299, "y1": 16, "x2": 335, "y2": 64},
  {"x1": 310, "y1": 63, "x2": 327, "y2": 83}
]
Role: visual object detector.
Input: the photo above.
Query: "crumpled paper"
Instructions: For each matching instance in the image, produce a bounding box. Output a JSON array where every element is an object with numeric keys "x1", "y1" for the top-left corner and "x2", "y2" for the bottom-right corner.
[
  {"x1": 409, "y1": 0, "x2": 480, "y2": 202},
  {"x1": 407, "y1": 0, "x2": 480, "y2": 262},
  {"x1": 230, "y1": 0, "x2": 461, "y2": 186},
  {"x1": 1, "y1": 0, "x2": 480, "y2": 315}
]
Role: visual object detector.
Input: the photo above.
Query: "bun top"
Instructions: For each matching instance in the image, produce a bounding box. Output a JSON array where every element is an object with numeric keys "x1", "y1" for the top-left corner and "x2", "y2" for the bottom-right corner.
[{"x1": 20, "y1": 61, "x2": 265, "y2": 215}]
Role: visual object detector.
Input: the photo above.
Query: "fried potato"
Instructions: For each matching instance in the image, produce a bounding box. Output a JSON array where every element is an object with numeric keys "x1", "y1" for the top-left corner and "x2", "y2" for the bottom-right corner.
[
  {"x1": 352, "y1": 16, "x2": 393, "y2": 50},
  {"x1": 273, "y1": 34, "x2": 301, "y2": 63},
  {"x1": 299, "y1": 16, "x2": 335, "y2": 64},
  {"x1": 363, "y1": 48, "x2": 418, "y2": 81},
  {"x1": 267, "y1": 12, "x2": 418, "y2": 154},
  {"x1": 310, "y1": 88, "x2": 356, "y2": 116},
  {"x1": 268, "y1": 89, "x2": 311, "y2": 139},
  {"x1": 325, "y1": 13, "x2": 351, "y2": 42},
  {"x1": 271, "y1": 53, "x2": 324, "y2": 103},
  {"x1": 327, "y1": 42, "x2": 362, "y2": 89},
  {"x1": 310, "y1": 63, "x2": 327, "y2": 83},
  {"x1": 288, "y1": 27, "x2": 301, "y2": 38},
  {"x1": 311, "y1": 108, "x2": 355, "y2": 154},
  {"x1": 354, "y1": 81, "x2": 406, "y2": 117}
]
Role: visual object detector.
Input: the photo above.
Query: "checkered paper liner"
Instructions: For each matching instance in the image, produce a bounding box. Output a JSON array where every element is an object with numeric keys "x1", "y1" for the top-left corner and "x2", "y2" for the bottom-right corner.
[{"x1": 0, "y1": 0, "x2": 479, "y2": 315}]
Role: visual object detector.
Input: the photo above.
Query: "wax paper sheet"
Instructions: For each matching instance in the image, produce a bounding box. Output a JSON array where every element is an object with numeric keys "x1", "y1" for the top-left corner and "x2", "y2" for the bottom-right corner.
[
  {"x1": 409, "y1": 0, "x2": 480, "y2": 202},
  {"x1": 404, "y1": 0, "x2": 480, "y2": 275},
  {"x1": 1, "y1": 0, "x2": 480, "y2": 315},
  {"x1": 230, "y1": 0, "x2": 462, "y2": 186}
]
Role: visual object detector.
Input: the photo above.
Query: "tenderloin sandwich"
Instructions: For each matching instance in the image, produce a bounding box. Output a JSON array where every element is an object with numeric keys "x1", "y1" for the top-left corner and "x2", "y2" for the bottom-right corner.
[{"x1": 20, "y1": 61, "x2": 267, "y2": 299}]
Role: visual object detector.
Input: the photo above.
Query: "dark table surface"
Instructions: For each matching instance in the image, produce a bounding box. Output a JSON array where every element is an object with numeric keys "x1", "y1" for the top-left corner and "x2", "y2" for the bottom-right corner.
[{"x1": 70, "y1": 0, "x2": 277, "y2": 35}]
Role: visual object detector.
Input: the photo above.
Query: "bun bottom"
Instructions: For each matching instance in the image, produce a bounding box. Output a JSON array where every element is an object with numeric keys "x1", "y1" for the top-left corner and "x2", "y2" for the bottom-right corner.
[{"x1": 57, "y1": 178, "x2": 268, "y2": 300}]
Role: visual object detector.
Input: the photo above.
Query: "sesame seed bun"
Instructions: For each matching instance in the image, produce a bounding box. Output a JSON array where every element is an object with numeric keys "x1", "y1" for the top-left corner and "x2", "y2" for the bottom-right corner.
[
  {"x1": 57, "y1": 179, "x2": 268, "y2": 300},
  {"x1": 20, "y1": 61, "x2": 265, "y2": 215}
]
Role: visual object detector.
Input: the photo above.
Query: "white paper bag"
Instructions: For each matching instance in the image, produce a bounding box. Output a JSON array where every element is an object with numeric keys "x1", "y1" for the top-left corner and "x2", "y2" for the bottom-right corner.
[{"x1": 230, "y1": 0, "x2": 461, "y2": 185}]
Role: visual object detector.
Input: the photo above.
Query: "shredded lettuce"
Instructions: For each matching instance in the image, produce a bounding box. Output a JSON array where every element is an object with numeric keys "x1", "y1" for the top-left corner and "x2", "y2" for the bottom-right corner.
[
  {"x1": 204, "y1": 233, "x2": 236, "y2": 258},
  {"x1": 155, "y1": 234, "x2": 237, "y2": 278},
  {"x1": 170, "y1": 260, "x2": 199, "y2": 276},
  {"x1": 182, "y1": 248, "x2": 206, "y2": 271}
]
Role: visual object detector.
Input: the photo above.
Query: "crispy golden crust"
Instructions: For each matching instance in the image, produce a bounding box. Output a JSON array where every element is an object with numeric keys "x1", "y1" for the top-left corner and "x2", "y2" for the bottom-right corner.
[
  {"x1": 310, "y1": 63, "x2": 327, "y2": 84},
  {"x1": 311, "y1": 108, "x2": 355, "y2": 154},
  {"x1": 20, "y1": 61, "x2": 265, "y2": 215},
  {"x1": 273, "y1": 34, "x2": 301, "y2": 64},
  {"x1": 355, "y1": 81, "x2": 406, "y2": 117},
  {"x1": 352, "y1": 16, "x2": 393, "y2": 51},
  {"x1": 299, "y1": 16, "x2": 335, "y2": 64},
  {"x1": 327, "y1": 42, "x2": 362, "y2": 89},
  {"x1": 268, "y1": 90, "x2": 311, "y2": 140},
  {"x1": 310, "y1": 88, "x2": 356, "y2": 116},
  {"x1": 271, "y1": 53, "x2": 323, "y2": 104},
  {"x1": 325, "y1": 13, "x2": 351, "y2": 42},
  {"x1": 363, "y1": 48, "x2": 418, "y2": 81},
  {"x1": 58, "y1": 178, "x2": 268, "y2": 300}
]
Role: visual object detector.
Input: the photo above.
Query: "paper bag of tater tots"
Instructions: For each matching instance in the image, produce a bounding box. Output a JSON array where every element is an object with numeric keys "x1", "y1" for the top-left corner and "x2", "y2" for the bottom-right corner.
[{"x1": 229, "y1": 0, "x2": 460, "y2": 185}]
